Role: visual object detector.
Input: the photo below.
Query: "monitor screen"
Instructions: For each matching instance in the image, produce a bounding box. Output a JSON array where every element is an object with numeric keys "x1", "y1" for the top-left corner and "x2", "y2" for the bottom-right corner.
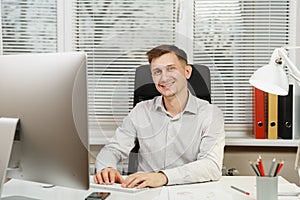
[{"x1": 0, "y1": 52, "x2": 90, "y2": 198}]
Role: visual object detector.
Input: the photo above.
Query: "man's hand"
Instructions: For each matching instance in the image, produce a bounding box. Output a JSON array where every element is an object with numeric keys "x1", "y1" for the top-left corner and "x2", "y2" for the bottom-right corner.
[
  {"x1": 94, "y1": 167, "x2": 125, "y2": 185},
  {"x1": 122, "y1": 171, "x2": 168, "y2": 189}
]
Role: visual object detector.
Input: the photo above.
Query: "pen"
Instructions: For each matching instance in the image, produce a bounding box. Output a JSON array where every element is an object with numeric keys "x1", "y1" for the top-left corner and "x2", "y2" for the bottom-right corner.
[
  {"x1": 255, "y1": 161, "x2": 262, "y2": 176},
  {"x1": 268, "y1": 158, "x2": 276, "y2": 177},
  {"x1": 230, "y1": 185, "x2": 250, "y2": 195},
  {"x1": 249, "y1": 161, "x2": 260, "y2": 176},
  {"x1": 274, "y1": 161, "x2": 284, "y2": 176}
]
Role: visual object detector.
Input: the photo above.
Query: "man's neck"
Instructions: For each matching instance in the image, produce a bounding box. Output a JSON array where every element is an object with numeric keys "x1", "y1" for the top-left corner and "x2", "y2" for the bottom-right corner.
[{"x1": 163, "y1": 90, "x2": 189, "y2": 117}]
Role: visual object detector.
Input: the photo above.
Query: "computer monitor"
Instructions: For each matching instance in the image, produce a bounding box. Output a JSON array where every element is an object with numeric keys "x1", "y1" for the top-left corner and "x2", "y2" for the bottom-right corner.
[{"x1": 0, "y1": 52, "x2": 90, "y2": 199}]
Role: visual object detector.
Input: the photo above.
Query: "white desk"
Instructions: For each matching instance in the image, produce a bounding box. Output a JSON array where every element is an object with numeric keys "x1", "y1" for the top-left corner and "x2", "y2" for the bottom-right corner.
[{"x1": 2, "y1": 176, "x2": 300, "y2": 200}]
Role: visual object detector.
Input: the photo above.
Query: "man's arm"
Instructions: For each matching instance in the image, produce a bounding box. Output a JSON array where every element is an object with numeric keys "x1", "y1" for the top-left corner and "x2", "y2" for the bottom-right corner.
[
  {"x1": 94, "y1": 115, "x2": 137, "y2": 183},
  {"x1": 161, "y1": 105, "x2": 225, "y2": 185}
]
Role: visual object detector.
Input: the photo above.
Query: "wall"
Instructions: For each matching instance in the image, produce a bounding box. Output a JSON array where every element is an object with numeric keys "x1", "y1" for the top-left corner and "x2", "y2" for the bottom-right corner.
[{"x1": 224, "y1": 146, "x2": 299, "y2": 185}]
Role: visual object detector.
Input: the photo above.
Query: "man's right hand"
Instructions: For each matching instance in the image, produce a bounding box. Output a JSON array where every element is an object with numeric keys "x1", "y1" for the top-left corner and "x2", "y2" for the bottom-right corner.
[{"x1": 94, "y1": 167, "x2": 125, "y2": 185}]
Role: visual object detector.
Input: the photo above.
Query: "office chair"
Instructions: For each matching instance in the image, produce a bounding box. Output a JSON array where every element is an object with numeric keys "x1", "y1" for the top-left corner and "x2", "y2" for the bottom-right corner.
[{"x1": 127, "y1": 64, "x2": 211, "y2": 174}]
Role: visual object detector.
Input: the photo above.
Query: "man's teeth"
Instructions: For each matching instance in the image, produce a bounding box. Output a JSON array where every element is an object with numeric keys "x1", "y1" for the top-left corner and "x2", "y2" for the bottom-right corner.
[{"x1": 161, "y1": 82, "x2": 174, "y2": 87}]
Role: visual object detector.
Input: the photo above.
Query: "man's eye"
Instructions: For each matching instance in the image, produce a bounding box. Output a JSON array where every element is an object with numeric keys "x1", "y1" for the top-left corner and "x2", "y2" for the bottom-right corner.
[
  {"x1": 152, "y1": 70, "x2": 161, "y2": 75},
  {"x1": 167, "y1": 67, "x2": 176, "y2": 71}
]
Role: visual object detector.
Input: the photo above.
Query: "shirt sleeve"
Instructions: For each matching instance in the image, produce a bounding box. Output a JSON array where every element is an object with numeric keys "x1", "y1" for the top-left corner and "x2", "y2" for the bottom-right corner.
[
  {"x1": 95, "y1": 115, "x2": 137, "y2": 172},
  {"x1": 161, "y1": 105, "x2": 225, "y2": 185}
]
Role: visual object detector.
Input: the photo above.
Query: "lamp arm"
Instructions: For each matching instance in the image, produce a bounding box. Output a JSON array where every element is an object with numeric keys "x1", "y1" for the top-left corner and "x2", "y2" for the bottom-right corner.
[
  {"x1": 278, "y1": 48, "x2": 300, "y2": 85},
  {"x1": 289, "y1": 73, "x2": 300, "y2": 84}
]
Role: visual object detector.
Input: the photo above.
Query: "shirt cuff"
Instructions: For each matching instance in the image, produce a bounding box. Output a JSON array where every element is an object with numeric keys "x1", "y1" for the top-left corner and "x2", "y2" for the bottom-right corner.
[{"x1": 160, "y1": 168, "x2": 187, "y2": 185}]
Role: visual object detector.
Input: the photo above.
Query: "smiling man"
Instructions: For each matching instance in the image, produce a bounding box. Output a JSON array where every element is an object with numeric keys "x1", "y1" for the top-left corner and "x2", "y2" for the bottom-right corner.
[{"x1": 94, "y1": 45, "x2": 225, "y2": 189}]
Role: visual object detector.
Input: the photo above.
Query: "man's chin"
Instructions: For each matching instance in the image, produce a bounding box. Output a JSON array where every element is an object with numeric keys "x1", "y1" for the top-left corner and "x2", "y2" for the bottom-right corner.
[{"x1": 160, "y1": 90, "x2": 176, "y2": 97}]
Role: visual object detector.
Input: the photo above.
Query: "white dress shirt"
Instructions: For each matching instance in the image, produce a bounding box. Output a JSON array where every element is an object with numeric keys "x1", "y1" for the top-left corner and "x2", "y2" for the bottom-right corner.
[{"x1": 95, "y1": 92, "x2": 225, "y2": 185}]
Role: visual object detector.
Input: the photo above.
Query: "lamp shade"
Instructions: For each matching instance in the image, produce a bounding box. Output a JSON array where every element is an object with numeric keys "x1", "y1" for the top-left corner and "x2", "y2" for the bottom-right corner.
[{"x1": 249, "y1": 63, "x2": 289, "y2": 95}]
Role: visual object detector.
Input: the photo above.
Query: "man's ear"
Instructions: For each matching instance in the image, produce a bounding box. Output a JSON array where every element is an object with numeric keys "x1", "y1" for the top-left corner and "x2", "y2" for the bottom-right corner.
[{"x1": 185, "y1": 65, "x2": 192, "y2": 79}]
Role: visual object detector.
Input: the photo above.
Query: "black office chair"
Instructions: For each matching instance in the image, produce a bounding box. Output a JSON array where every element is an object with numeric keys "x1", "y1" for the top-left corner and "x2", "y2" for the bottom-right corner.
[{"x1": 127, "y1": 64, "x2": 211, "y2": 174}]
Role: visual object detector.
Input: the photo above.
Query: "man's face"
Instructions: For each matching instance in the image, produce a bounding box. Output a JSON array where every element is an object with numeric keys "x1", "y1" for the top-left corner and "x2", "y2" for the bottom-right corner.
[{"x1": 150, "y1": 52, "x2": 192, "y2": 98}]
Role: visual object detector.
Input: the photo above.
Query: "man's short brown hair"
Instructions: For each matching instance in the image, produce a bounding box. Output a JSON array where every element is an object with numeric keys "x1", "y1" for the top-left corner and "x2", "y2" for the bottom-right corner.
[{"x1": 146, "y1": 45, "x2": 188, "y2": 65}]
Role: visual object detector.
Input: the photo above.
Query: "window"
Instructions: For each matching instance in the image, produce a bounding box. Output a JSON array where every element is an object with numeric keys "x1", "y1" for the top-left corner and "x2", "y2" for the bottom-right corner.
[
  {"x1": 0, "y1": 0, "x2": 57, "y2": 54},
  {"x1": 72, "y1": 0, "x2": 176, "y2": 140},
  {"x1": 71, "y1": 0, "x2": 292, "y2": 141},
  {"x1": 1, "y1": 0, "x2": 295, "y2": 142},
  {"x1": 193, "y1": 0, "x2": 290, "y2": 136}
]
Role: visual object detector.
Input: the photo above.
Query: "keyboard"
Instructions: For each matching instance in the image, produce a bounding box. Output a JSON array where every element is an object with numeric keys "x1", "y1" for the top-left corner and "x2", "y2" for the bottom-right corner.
[{"x1": 90, "y1": 182, "x2": 148, "y2": 193}]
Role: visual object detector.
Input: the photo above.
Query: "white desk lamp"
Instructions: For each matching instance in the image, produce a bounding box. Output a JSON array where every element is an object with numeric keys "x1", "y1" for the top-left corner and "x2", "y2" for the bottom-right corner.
[
  {"x1": 249, "y1": 46, "x2": 300, "y2": 178},
  {"x1": 249, "y1": 47, "x2": 300, "y2": 95}
]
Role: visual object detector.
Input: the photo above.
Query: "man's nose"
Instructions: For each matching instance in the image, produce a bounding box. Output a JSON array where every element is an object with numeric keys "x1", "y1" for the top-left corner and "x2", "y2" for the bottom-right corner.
[{"x1": 159, "y1": 70, "x2": 169, "y2": 81}]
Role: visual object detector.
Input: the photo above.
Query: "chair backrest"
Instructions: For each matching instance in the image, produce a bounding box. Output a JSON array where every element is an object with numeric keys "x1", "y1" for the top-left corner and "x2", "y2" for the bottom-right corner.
[
  {"x1": 133, "y1": 64, "x2": 211, "y2": 106},
  {"x1": 127, "y1": 64, "x2": 211, "y2": 174}
]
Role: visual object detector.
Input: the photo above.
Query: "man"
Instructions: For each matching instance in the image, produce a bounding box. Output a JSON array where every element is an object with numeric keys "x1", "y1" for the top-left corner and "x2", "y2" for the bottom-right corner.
[{"x1": 94, "y1": 44, "x2": 225, "y2": 189}]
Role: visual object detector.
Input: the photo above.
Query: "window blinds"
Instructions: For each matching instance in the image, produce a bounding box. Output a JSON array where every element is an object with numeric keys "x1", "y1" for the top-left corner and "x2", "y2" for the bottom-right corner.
[
  {"x1": 193, "y1": 0, "x2": 290, "y2": 136},
  {"x1": 0, "y1": 0, "x2": 292, "y2": 140},
  {"x1": 1, "y1": 0, "x2": 57, "y2": 54},
  {"x1": 72, "y1": 0, "x2": 176, "y2": 139}
]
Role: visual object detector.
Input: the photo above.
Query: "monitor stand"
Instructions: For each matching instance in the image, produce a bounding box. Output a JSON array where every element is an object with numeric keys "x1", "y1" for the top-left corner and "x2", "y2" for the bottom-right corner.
[{"x1": 0, "y1": 118, "x2": 28, "y2": 200}]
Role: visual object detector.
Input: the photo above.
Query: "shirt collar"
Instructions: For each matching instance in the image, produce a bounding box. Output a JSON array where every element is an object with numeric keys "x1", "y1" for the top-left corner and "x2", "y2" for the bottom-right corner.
[
  {"x1": 184, "y1": 91, "x2": 198, "y2": 114},
  {"x1": 154, "y1": 91, "x2": 198, "y2": 115}
]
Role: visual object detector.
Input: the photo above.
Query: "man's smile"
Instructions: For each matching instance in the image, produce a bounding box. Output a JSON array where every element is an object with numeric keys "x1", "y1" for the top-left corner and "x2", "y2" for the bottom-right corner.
[{"x1": 159, "y1": 80, "x2": 175, "y2": 89}]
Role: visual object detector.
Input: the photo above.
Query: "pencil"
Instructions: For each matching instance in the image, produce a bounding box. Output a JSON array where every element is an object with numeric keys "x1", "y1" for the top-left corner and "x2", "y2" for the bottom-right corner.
[
  {"x1": 256, "y1": 159, "x2": 264, "y2": 176},
  {"x1": 231, "y1": 185, "x2": 250, "y2": 195},
  {"x1": 258, "y1": 155, "x2": 266, "y2": 176},
  {"x1": 268, "y1": 158, "x2": 276, "y2": 177}
]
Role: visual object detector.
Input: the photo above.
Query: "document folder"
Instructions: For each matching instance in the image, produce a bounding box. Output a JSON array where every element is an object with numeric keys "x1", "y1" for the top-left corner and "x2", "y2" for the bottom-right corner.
[
  {"x1": 278, "y1": 85, "x2": 293, "y2": 139},
  {"x1": 268, "y1": 93, "x2": 278, "y2": 139},
  {"x1": 253, "y1": 87, "x2": 266, "y2": 139}
]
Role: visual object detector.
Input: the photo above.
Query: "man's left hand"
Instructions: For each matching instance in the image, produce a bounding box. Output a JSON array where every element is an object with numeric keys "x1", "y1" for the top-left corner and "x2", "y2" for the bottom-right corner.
[{"x1": 122, "y1": 171, "x2": 168, "y2": 189}]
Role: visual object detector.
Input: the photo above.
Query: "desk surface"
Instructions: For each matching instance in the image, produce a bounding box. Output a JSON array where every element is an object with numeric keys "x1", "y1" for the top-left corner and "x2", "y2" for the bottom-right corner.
[{"x1": 2, "y1": 176, "x2": 300, "y2": 200}]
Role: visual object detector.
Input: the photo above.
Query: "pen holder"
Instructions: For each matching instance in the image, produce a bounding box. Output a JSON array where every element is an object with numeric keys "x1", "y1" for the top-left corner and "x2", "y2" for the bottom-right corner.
[{"x1": 256, "y1": 176, "x2": 278, "y2": 200}]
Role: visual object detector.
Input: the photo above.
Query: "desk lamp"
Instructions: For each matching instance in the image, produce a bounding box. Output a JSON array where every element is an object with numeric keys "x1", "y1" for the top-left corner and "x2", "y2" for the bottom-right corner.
[
  {"x1": 249, "y1": 46, "x2": 300, "y2": 179},
  {"x1": 249, "y1": 47, "x2": 300, "y2": 95}
]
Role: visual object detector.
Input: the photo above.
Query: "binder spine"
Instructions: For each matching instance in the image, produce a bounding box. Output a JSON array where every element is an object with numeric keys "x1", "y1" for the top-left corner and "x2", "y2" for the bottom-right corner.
[
  {"x1": 268, "y1": 93, "x2": 278, "y2": 139},
  {"x1": 278, "y1": 85, "x2": 293, "y2": 139},
  {"x1": 253, "y1": 88, "x2": 266, "y2": 139}
]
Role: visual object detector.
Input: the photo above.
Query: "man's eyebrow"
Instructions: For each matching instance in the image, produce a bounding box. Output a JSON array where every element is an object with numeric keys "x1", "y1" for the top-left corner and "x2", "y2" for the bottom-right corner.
[
  {"x1": 151, "y1": 68, "x2": 161, "y2": 71},
  {"x1": 151, "y1": 63, "x2": 175, "y2": 68},
  {"x1": 166, "y1": 64, "x2": 175, "y2": 67}
]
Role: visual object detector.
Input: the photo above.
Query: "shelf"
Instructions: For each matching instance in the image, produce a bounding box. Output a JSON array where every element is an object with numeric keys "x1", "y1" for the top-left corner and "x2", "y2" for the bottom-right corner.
[
  {"x1": 225, "y1": 137, "x2": 299, "y2": 147},
  {"x1": 90, "y1": 137, "x2": 300, "y2": 147}
]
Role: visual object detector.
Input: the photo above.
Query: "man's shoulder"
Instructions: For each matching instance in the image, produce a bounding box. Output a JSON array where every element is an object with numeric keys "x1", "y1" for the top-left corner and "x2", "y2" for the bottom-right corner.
[
  {"x1": 131, "y1": 96, "x2": 161, "y2": 113},
  {"x1": 129, "y1": 96, "x2": 161, "y2": 119},
  {"x1": 191, "y1": 95, "x2": 221, "y2": 113},
  {"x1": 134, "y1": 96, "x2": 161, "y2": 107},
  {"x1": 191, "y1": 95, "x2": 210, "y2": 107}
]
